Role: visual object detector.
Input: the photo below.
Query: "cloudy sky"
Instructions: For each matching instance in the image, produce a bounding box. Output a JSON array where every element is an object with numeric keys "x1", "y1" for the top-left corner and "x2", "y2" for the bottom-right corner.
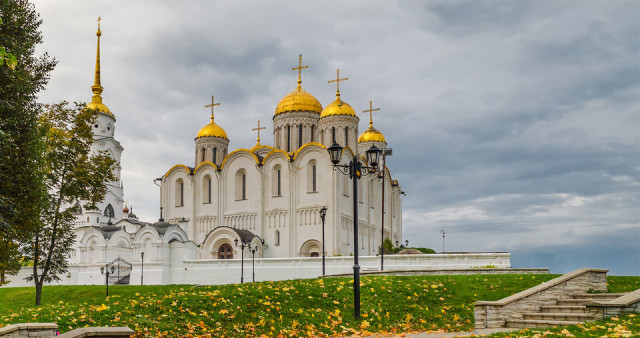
[{"x1": 31, "y1": 0, "x2": 638, "y2": 275}]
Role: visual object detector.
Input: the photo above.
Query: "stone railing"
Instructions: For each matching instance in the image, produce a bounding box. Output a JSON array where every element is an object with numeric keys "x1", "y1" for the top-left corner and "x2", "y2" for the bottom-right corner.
[
  {"x1": 0, "y1": 323, "x2": 133, "y2": 337},
  {"x1": 586, "y1": 288, "x2": 640, "y2": 319},
  {"x1": 474, "y1": 268, "x2": 608, "y2": 329}
]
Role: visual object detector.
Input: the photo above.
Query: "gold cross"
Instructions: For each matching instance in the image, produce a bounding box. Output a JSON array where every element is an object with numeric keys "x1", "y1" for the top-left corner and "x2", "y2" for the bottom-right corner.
[
  {"x1": 361, "y1": 100, "x2": 380, "y2": 127},
  {"x1": 97, "y1": 17, "x2": 101, "y2": 30},
  {"x1": 292, "y1": 54, "x2": 308, "y2": 87},
  {"x1": 204, "y1": 95, "x2": 220, "y2": 120},
  {"x1": 252, "y1": 120, "x2": 267, "y2": 143},
  {"x1": 328, "y1": 68, "x2": 348, "y2": 97}
]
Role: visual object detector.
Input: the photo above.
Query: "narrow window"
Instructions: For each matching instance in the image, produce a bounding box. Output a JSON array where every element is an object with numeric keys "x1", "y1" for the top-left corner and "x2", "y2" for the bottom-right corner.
[
  {"x1": 276, "y1": 230, "x2": 280, "y2": 246},
  {"x1": 180, "y1": 181, "x2": 184, "y2": 206},
  {"x1": 344, "y1": 127, "x2": 349, "y2": 147},
  {"x1": 207, "y1": 178, "x2": 212, "y2": 203},
  {"x1": 201, "y1": 148, "x2": 205, "y2": 163},
  {"x1": 312, "y1": 165, "x2": 317, "y2": 192},
  {"x1": 310, "y1": 125, "x2": 315, "y2": 143},
  {"x1": 332, "y1": 127, "x2": 336, "y2": 143},
  {"x1": 212, "y1": 148, "x2": 217, "y2": 165},
  {"x1": 287, "y1": 125, "x2": 291, "y2": 152},
  {"x1": 242, "y1": 174, "x2": 246, "y2": 200},
  {"x1": 277, "y1": 169, "x2": 281, "y2": 196},
  {"x1": 176, "y1": 179, "x2": 185, "y2": 206},
  {"x1": 298, "y1": 125, "x2": 303, "y2": 148}
]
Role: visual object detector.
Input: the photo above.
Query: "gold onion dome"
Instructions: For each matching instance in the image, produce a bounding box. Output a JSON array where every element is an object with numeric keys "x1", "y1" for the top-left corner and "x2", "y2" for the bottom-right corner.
[
  {"x1": 275, "y1": 86, "x2": 323, "y2": 115},
  {"x1": 358, "y1": 124, "x2": 386, "y2": 143},
  {"x1": 320, "y1": 97, "x2": 357, "y2": 118},
  {"x1": 86, "y1": 17, "x2": 113, "y2": 117},
  {"x1": 196, "y1": 117, "x2": 228, "y2": 140}
]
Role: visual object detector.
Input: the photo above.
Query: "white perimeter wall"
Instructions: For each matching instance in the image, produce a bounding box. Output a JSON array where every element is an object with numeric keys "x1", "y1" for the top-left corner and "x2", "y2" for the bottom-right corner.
[{"x1": 3, "y1": 252, "x2": 510, "y2": 287}]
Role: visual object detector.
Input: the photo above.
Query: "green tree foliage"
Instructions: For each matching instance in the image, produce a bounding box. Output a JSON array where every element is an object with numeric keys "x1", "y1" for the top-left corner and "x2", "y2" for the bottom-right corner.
[
  {"x1": 23, "y1": 102, "x2": 115, "y2": 305},
  {"x1": 0, "y1": 18, "x2": 18, "y2": 70},
  {"x1": 0, "y1": 0, "x2": 56, "y2": 285}
]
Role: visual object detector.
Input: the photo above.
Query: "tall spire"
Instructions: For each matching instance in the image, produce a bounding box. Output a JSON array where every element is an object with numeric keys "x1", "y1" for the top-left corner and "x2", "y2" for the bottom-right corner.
[{"x1": 91, "y1": 17, "x2": 103, "y2": 104}]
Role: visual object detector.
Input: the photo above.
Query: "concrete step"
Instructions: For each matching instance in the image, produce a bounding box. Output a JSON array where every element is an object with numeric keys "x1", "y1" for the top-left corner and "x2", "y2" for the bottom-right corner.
[
  {"x1": 505, "y1": 319, "x2": 582, "y2": 329},
  {"x1": 556, "y1": 299, "x2": 591, "y2": 306},
  {"x1": 572, "y1": 293, "x2": 626, "y2": 300},
  {"x1": 540, "y1": 305, "x2": 587, "y2": 313},
  {"x1": 522, "y1": 312, "x2": 594, "y2": 321}
]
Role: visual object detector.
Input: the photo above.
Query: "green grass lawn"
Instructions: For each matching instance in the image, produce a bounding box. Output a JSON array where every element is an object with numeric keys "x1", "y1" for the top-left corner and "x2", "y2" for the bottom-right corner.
[{"x1": 0, "y1": 274, "x2": 637, "y2": 337}]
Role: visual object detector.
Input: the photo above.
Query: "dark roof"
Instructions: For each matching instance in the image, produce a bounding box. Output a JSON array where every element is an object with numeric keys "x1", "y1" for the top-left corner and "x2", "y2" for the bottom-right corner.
[
  {"x1": 99, "y1": 224, "x2": 123, "y2": 239},
  {"x1": 232, "y1": 228, "x2": 259, "y2": 243},
  {"x1": 151, "y1": 220, "x2": 174, "y2": 235}
]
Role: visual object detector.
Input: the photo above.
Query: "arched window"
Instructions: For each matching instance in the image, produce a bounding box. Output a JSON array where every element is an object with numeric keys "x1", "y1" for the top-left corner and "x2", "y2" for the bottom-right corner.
[
  {"x1": 272, "y1": 165, "x2": 282, "y2": 197},
  {"x1": 203, "y1": 175, "x2": 212, "y2": 204},
  {"x1": 104, "y1": 204, "x2": 115, "y2": 218},
  {"x1": 275, "y1": 230, "x2": 280, "y2": 246},
  {"x1": 332, "y1": 127, "x2": 336, "y2": 143},
  {"x1": 307, "y1": 161, "x2": 317, "y2": 193},
  {"x1": 218, "y1": 244, "x2": 233, "y2": 259},
  {"x1": 212, "y1": 148, "x2": 217, "y2": 165},
  {"x1": 286, "y1": 125, "x2": 291, "y2": 152},
  {"x1": 344, "y1": 127, "x2": 349, "y2": 148},
  {"x1": 298, "y1": 125, "x2": 303, "y2": 148},
  {"x1": 310, "y1": 125, "x2": 315, "y2": 143},
  {"x1": 175, "y1": 178, "x2": 184, "y2": 206},
  {"x1": 235, "y1": 169, "x2": 247, "y2": 201},
  {"x1": 201, "y1": 148, "x2": 205, "y2": 163}
]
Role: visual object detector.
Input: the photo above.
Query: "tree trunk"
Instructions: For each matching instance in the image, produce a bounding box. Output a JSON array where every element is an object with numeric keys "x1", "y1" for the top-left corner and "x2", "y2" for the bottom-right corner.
[
  {"x1": 0, "y1": 272, "x2": 4, "y2": 285},
  {"x1": 35, "y1": 280, "x2": 42, "y2": 305}
]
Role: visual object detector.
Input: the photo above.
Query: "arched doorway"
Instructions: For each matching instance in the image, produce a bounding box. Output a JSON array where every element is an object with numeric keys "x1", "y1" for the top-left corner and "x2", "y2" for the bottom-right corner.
[
  {"x1": 310, "y1": 252, "x2": 320, "y2": 257},
  {"x1": 218, "y1": 243, "x2": 233, "y2": 259}
]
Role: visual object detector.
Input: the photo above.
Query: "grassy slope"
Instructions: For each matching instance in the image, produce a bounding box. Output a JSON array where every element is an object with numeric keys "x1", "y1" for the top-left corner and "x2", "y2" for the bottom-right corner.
[{"x1": 0, "y1": 275, "x2": 637, "y2": 337}]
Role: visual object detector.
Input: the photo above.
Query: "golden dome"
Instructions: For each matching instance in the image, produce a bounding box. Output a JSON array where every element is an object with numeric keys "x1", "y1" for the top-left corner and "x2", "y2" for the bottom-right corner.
[
  {"x1": 86, "y1": 99, "x2": 112, "y2": 116},
  {"x1": 275, "y1": 86, "x2": 323, "y2": 116},
  {"x1": 320, "y1": 97, "x2": 357, "y2": 118},
  {"x1": 196, "y1": 117, "x2": 228, "y2": 140},
  {"x1": 358, "y1": 125, "x2": 386, "y2": 144}
]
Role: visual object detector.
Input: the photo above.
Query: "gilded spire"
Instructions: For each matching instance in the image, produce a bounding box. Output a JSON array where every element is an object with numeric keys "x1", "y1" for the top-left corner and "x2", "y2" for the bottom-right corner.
[
  {"x1": 291, "y1": 54, "x2": 308, "y2": 89},
  {"x1": 362, "y1": 100, "x2": 380, "y2": 128},
  {"x1": 204, "y1": 95, "x2": 220, "y2": 121},
  {"x1": 328, "y1": 68, "x2": 348, "y2": 99},
  {"x1": 91, "y1": 17, "x2": 103, "y2": 103},
  {"x1": 252, "y1": 120, "x2": 266, "y2": 144}
]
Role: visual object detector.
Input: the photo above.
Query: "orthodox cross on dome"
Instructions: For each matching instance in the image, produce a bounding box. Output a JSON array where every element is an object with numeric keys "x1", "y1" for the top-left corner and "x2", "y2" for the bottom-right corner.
[
  {"x1": 97, "y1": 16, "x2": 101, "y2": 30},
  {"x1": 328, "y1": 68, "x2": 348, "y2": 98},
  {"x1": 252, "y1": 120, "x2": 266, "y2": 143},
  {"x1": 204, "y1": 95, "x2": 220, "y2": 121},
  {"x1": 292, "y1": 54, "x2": 308, "y2": 88},
  {"x1": 362, "y1": 100, "x2": 380, "y2": 127}
]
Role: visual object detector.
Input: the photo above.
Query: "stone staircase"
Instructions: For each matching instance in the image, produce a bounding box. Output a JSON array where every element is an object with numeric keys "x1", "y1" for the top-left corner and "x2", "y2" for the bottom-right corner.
[
  {"x1": 505, "y1": 292, "x2": 626, "y2": 328},
  {"x1": 474, "y1": 268, "x2": 640, "y2": 330}
]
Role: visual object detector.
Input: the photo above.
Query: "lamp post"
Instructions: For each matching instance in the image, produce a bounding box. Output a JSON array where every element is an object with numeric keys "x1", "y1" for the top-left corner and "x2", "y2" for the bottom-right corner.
[
  {"x1": 440, "y1": 230, "x2": 445, "y2": 253},
  {"x1": 405, "y1": 240, "x2": 409, "y2": 247},
  {"x1": 234, "y1": 238, "x2": 249, "y2": 284},
  {"x1": 249, "y1": 245, "x2": 258, "y2": 282},
  {"x1": 377, "y1": 148, "x2": 392, "y2": 271},
  {"x1": 327, "y1": 142, "x2": 382, "y2": 320},
  {"x1": 141, "y1": 251, "x2": 144, "y2": 285},
  {"x1": 319, "y1": 207, "x2": 328, "y2": 276},
  {"x1": 101, "y1": 265, "x2": 115, "y2": 296}
]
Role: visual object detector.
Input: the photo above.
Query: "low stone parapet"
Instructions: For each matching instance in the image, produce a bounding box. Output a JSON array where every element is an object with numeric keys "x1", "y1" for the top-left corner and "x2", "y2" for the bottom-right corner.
[
  {"x1": 474, "y1": 268, "x2": 608, "y2": 329},
  {"x1": 586, "y1": 289, "x2": 640, "y2": 319},
  {"x1": 0, "y1": 323, "x2": 57, "y2": 338},
  {"x1": 326, "y1": 268, "x2": 549, "y2": 278}
]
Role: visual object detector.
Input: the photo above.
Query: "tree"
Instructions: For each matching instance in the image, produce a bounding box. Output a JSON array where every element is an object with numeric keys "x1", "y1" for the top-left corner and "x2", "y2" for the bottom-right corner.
[
  {"x1": 0, "y1": 0, "x2": 56, "y2": 285},
  {"x1": 22, "y1": 102, "x2": 115, "y2": 305}
]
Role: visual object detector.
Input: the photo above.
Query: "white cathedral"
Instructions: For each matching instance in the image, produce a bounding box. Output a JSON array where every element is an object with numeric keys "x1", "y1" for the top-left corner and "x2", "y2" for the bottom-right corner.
[{"x1": 69, "y1": 23, "x2": 403, "y2": 277}]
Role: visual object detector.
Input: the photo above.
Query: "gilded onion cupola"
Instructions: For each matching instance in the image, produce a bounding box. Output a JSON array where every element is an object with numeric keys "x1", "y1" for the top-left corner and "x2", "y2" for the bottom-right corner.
[
  {"x1": 357, "y1": 100, "x2": 387, "y2": 154},
  {"x1": 273, "y1": 55, "x2": 322, "y2": 153},
  {"x1": 195, "y1": 95, "x2": 229, "y2": 167},
  {"x1": 318, "y1": 69, "x2": 359, "y2": 150}
]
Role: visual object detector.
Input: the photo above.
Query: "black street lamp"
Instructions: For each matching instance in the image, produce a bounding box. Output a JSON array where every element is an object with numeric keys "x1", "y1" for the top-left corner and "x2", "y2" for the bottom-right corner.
[
  {"x1": 377, "y1": 148, "x2": 392, "y2": 271},
  {"x1": 440, "y1": 230, "x2": 446, "y2": 253},
  {"x1": 234, "y1": 238, "x2": 249, "y2": 284},
  {"x1": 141, "y1": 252, "x2": 145, "y2": 285},
  {"x1": 249, "y1": 245, "x2": 258, "y2": 282},
  {"x1": 405, "y1": 240, "x2": 409, "y2": 247},
  {"x1": 319, "y1": 206, "x2": 328, "y2": 276},
  {"x1": 101, "y1": 265, "x2": 115, "y2": 296},
  {"x1": 327, "y1": 142, "x2": 382, "y2": 320}
]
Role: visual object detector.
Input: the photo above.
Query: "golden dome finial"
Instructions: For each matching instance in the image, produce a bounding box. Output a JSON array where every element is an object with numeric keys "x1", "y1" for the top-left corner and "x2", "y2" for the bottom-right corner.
[
  {"x1": 86, "y1": 16, "x2": 113, "y2": 117},
  {"x1": 292, "y1": 54, "x2": 308, "y2": 89},
  {"x1": 252, "y1": 120, "x2": 266, "y2": 144},
  {"x1": 328, "y1": 68, "x2": 348, "y2": 99},
  {"x1": 362, "y1": 100, "x2": 380, "y2": 128},
  {"x1": 204, "y1": 95, "x2": 220, "y2": 121}
]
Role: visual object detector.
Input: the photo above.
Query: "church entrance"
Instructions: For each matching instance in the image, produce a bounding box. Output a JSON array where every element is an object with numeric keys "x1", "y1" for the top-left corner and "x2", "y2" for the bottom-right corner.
[
  {"x1": 310, "y1": 252, "x2": 320, "y2": 257},
  {"x1": 107, "y1": 257, "x2": 132, "y2": 285},
  {"x1": 218, "y1": 243, "x2": 233, "y2": 259}
]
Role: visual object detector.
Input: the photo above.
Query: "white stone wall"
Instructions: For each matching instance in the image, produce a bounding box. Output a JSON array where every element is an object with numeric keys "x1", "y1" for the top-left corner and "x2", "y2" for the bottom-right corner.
[{"x1": 3, "y1": 252, "x2": 510, "y2": 287}]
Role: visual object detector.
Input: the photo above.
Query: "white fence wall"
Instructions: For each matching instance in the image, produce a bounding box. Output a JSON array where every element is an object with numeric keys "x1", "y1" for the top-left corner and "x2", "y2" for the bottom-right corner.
[{"x1": 3, "y1": 252, "x2": 510, "y2": 287}]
